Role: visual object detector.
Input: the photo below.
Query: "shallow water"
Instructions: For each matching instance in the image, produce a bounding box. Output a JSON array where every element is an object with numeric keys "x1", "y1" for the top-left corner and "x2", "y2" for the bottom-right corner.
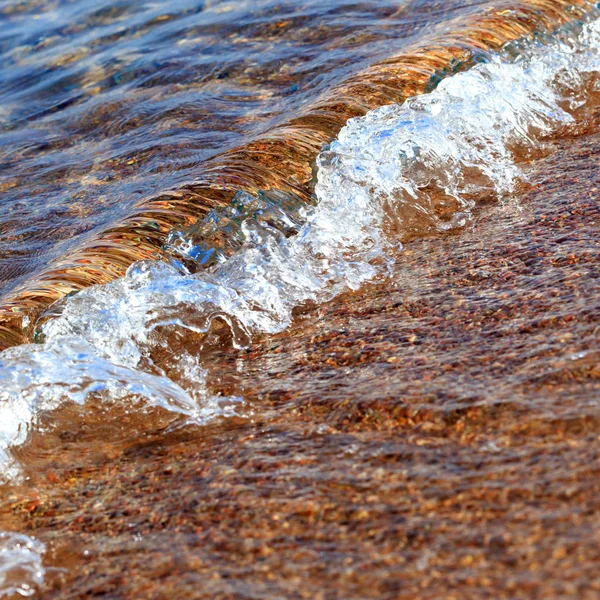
[
  {"x1": 0, "y1": 0, "x2": 484, "y2": 298},
  {"x1": 3, "y1": 124, "x2": 599, "y2": 598},
  {"x1": 0, "y1": 0, "x2": 599, "y2": 597}
]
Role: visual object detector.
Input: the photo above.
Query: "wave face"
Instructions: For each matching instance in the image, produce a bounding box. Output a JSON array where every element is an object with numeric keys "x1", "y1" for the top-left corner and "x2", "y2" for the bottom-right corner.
[
  {"x1": 0, "y1": 0, "x2": 487, "y2": 313},
  {"x1": 0, "y1": 0, "x2": 454, "y2": 294},
  {"x1": 0, "y1": 0, "x2": 594, "y2": 340},
  {"x1": 1, "y1": 15, "x2": 600, "y2": 481}
]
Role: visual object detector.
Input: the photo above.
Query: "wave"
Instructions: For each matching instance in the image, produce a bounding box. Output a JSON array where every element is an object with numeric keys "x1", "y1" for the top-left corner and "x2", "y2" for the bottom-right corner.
[
  {"x1": 1, "y1": 13, "x2": 600, "y2": 480},
  {"x1": 0, "y1": 532, "x2": 45, "y2": 598}
]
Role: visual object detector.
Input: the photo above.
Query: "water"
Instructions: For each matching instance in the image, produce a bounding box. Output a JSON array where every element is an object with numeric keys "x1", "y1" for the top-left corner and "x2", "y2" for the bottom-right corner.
[
  {"x1": 0, "y1": 534, "x2": 44, "y2": 599},
  {"x1": 2, "y1": 8, "x2": 599, "y2": 471},
  {"x1": 1, "y1": 0, "x2": 600, "y2": 597},
  {"x1": 0, "y1": 0, "x2": 479, "y2": 300}
]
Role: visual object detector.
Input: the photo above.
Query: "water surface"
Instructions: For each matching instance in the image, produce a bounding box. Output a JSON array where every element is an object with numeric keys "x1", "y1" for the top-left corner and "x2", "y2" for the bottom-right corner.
[
  {"x1": 0, "y1": 0, "x2": 484, "y2": 297},
  {"x1": 0, "y1": 1, "x2": 599, "y2": 598}
]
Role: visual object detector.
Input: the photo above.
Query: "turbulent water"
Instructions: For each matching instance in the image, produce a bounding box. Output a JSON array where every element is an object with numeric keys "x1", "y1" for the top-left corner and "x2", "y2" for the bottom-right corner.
[
  {"x1": 1, "y1": 0, "x2": 600, "y2": 597},
  {"x1": 0, "y1": 534, "x2": 45, "y2": 599},
  {"x1": 2, "y1": 13, "x2": 600, "y2": 474}
]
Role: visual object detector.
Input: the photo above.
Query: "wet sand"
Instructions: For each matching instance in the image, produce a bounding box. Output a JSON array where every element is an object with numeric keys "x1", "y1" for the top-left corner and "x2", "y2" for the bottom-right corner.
[{"x1": 1, "y1": 109, "x2": 598, "y2": 598}]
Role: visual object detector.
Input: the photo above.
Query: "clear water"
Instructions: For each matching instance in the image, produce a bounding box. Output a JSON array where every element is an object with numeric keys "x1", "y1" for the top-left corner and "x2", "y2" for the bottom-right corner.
[
  {"x1": 0, "y1": 0, "x2": 482, "y2": 296},
  {"x1": 1, "y1": 0, "x2": 600, "y2": 596}
]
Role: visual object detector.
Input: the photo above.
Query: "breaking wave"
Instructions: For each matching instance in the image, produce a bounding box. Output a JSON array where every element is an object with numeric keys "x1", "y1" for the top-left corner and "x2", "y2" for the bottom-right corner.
[
  {"x1": 2, "y1": 16, "x2": 600, "y2": 479},
  {"x1": 0, "y1": 533, "x2": 45, "y2": 598}
]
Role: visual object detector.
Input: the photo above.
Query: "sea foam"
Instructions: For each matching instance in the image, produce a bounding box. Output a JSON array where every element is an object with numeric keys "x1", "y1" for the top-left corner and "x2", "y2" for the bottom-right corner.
[{"x1": 0, "y1": 533, "x2": 45, "y2": 598}]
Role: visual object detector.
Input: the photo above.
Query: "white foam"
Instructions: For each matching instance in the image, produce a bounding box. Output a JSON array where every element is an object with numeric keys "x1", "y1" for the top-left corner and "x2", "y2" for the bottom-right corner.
[
  {"x1": 0, "y1": 533, "x2": 45, "y2": 598},
  {"x1": 2, "y1": 17, "x2": 600, "y2": 479}
]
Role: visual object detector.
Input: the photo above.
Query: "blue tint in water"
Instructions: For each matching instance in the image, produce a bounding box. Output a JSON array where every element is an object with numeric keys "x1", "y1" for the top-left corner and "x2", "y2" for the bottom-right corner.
[{"x1": 0, "y1": 0, "x2": 484, "y2": 295}]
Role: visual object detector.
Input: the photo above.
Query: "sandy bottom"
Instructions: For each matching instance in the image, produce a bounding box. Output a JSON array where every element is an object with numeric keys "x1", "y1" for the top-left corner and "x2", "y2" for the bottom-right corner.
[{"x1": 1, "y1": 122, "x2": 600, "y2": 599}]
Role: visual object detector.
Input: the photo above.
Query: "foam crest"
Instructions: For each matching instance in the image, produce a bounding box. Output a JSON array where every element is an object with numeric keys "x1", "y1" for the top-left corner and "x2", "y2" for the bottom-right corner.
[
  {"x1": 0, "y1": 533, "x2": 45, "y2": 598},
  {"x1": 1, "y1": 17, "x2": 600, "y2": 478}
]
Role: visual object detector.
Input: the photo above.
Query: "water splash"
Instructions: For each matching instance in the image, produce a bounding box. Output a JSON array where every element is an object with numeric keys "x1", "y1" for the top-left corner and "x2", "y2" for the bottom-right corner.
[
  {"x1": 0, "y1": 337, "x2": 241, "y2": 481},
  {"x1": 1, "y1": 18, "x2": 600, "y2": 478},
  {"x1": 1, "y1": 0, "x2": 594, "y2": 329},
  {"x1": 0, "y1": 533, "x2": 45, "y2": 598}
]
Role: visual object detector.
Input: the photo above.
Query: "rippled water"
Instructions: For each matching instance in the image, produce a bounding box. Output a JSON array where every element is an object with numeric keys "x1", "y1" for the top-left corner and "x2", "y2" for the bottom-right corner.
[
  {"x1": 1, "y1": 0, "x2": 600, "y2": 597},
  {"x1": 0, "y1": 0, "x2": 483, "y2": 298},
  {"x1": 1, "y1": 7, "x2": 598, "y2": 476}
]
